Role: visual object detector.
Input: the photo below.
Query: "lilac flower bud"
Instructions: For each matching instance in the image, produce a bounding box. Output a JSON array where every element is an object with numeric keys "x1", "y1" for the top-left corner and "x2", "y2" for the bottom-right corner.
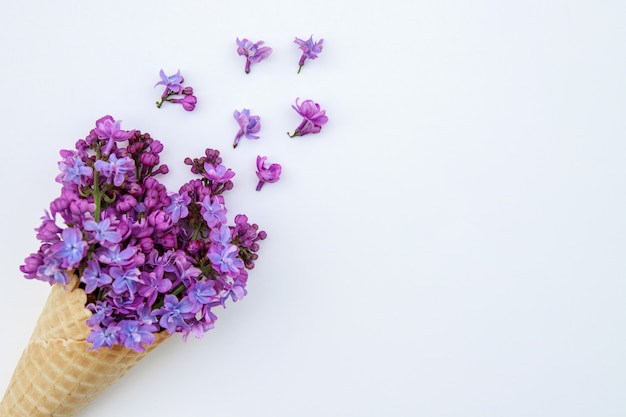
[
  {"x1": 148, "y1": 210, "x2": 173, "y2": 232},
  {"x1": 150, "y1": 140, "x2": 164, "y2": 153},
  {"x1": 116, "y1": 194, "x2": 138, "y2": 213},
  {"x1": 161, "y1": 233, "x2": 177, "y2": 250},
  {"x1": 36, "y1": 217, "x2": 62, "y2": 241},
  {"x1": 171, "y1": 94, "x2": 197, "y2": 111},
  {"x1": 140, "y1": 152, "x2": 160, "y2": 167},
  {"x1": 139, "y1": 237, "x2": 154, "y2": 252},
  {"x1": 20, "y1": 252, "x2": 45, "y2": 279},
  {"x1": 182, "y1": 86, "x2": 194, "y2": 95}
]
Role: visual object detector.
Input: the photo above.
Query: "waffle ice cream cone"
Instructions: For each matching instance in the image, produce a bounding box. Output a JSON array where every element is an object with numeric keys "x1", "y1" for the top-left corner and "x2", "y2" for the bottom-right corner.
[{"x1": 0, "y1": 276, "x2": 168, "y2": 417}]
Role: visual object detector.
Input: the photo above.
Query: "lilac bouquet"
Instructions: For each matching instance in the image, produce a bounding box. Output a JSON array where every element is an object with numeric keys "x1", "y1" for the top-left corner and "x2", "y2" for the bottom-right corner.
[{"x1": 20, "y1": 115, "x2": 266, "y2": 352}]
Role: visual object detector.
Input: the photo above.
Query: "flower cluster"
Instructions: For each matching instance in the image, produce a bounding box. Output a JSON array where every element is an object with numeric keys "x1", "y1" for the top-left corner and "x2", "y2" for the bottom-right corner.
[
  {"x1": 155, "y1": 70, "x2": 197, "y2": 111},
  {"x1": 21, "y1": 116, "x2": 265, "y2": 352}
]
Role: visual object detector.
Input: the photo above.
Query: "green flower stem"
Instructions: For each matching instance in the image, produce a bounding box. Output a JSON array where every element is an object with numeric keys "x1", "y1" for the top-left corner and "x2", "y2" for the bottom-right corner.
[{"x1": 93, "y1": 146, "x2": 102, "y2": 222}]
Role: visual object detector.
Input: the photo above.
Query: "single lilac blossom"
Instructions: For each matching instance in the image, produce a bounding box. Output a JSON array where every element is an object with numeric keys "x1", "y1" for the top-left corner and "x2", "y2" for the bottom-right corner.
[
  {"x1": 233, "y1": 109, "x2": 261, "y2": 148},
  {"x1": 208, "y1": 244, "x2": 244, "y2": 275},
  {"x1": 94, "y1": 116, "x2": 134, "y2": 155},
  {"x1": 198, "y1": 195, "x2": 228, "y2": 228},
  {"x1": 110, "y1": 266, "x2": 141, "y2": 297},
  {"x1": 56, "y1": 150, "x2": 93, "y2": 186},
  {"x1": 164, "y1": 192, "x2": 191, "y2": 222},
  {"x1": 154, "y1": 69, "x2": 184, "y2": 97},
  {"x1": 294, "y1": 35, "x2": 324, "y2": 73},
  {"x1": 50, "y1": 227, "x2": 88, "y2": 269},
  {"x1": 236, "y1": 38, "x2": 273, "y2": 74},
  {"x1": 87, "y1": 326, "x2": 120, "y2": 350},
  {"x1": 82, "y1": 259, "x2": 113, "y2": 294},
  {"x1": 118, "y1": 320, "x2": 157, "y2": 352},
  {"x1": 203, "y1": 162, "x2": 236, "y2": 183},
  {"x1": 255, "y1": 156, "x2": 282, "y2": 191},
  {"x1": 288, "y1": 98, "x2": 329, "y2": 137},
  {"x1": 83, "y1": 218, "x2": 122, "y2": 246},
  {"x1": 94, "y1": 154, "x2": 135, "y2": 187},
  {"x1": 157, "y1": 294, "x2": 194, "y2": 334}
]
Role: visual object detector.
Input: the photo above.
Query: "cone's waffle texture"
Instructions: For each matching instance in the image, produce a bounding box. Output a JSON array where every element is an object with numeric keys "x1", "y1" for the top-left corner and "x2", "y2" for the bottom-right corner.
[{"x1": 0, "y1": 276, "x2": 168, "y2": 417}]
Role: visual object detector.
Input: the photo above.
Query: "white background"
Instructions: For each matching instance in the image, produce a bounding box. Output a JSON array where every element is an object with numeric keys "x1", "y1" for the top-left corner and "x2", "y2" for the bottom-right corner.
[{"x1": 1, "y1": 1, "x2": 625, "y2": 416}]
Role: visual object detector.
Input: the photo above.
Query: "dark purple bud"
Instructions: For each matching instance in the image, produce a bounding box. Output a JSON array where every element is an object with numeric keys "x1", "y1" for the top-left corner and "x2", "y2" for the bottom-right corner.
[
  {"x1": 139, "y1": 237, "x2": 154, "y2": 252},
  {"x1": 182, "y1": 86, "x2": 194, "y2": 95},
  {"x1": 161, "y1": 233, "x2": 177, "y2": 250},
  {"x1": 140, "y1": 152, "x2": 160, "y2": 167}
]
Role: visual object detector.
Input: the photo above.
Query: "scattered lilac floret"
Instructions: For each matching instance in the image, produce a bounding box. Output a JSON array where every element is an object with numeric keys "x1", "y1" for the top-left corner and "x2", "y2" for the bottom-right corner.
[
  {"x1": 255, "y1": 156, "x2": 282, "y2": 191},
  {"x1": 236, "y1": 38, "x2": 273, "y2": 74},
  {"x1": 294, "y1": 35, "x2": 324, "y2": 73},
  {"x1": 233, "y1": 109, "x2": 261, "y2": 148},
  {"x1": 288, "y1": 98, "x2": 328, "y2": 137},
  {"x1": 155, "y1": 70, "x2": 197, "y2": 111}
]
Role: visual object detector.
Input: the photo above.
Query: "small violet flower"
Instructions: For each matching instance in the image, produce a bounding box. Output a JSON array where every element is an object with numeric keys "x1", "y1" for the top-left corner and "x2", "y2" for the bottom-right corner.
[
  {"x1": 94, "y1": 116, "x2": 134, "y2": 155},
  {"x1": 288, "y1": 98, "x2": 328, "y2": 138},
  {"x1": 236, "y1": 38, "x2": 273, "y2": 74},
  {"x1": 255, "y1": 156, "x2": 282, "y2": 191},
  {"x1": 51, "y1": 227, "x2": 88, "y2": 269},
  {"x1": 233, "y1": 109, "x2": 261, "y2": 148},
  {"x1": 155, "y1": 69, "x2": 197, "y2": 111},
  {"x1": 294, "y1": 35, "x2": 324, "y2": 73}
]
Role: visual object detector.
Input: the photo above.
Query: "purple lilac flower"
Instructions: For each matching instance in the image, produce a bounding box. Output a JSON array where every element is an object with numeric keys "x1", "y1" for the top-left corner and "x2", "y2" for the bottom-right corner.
[
  {"x1": 164, "y1": 192, "x2": 191, "y2": 222},
  {"x1": 198, "y1": 195, "x2": 228, "y2": 228},
  {"x1": 95, "y1": 244, "x2": 137, "y2": 266},
  {"x1": 82, "y1": 259, "x2": 113, "y2": 294},
  {"x1": 255, "y1": 156, "x2": 282, "y2": 191},
  {"x1": 83, "y1": 218, "x2": 122, "y2": 246},
  {"x1": 188, "y1": 280, "x2": 217, "y2": 310},
  {"x1": 86, "y1": 301, "x2": 113, "y2": 327},
  {"x1": 208, "y1": 244, "x2": 244, "y2": 275},
  {"x1": 138, "y1": 267, "x2": 173, "y2": 306},
  {"x1": 94, "y1": 116, "x2": 134, "y2": 155},
  {"x1": 294, "y1": 35, "x2": 324, "y2": 73},
  {"x1": 118, "y1": 320, "x2": 157, "y2": 352},
  {"x1": 87, "y1": 326, "x2": 121, "y2": 350},
  {"x1": 154, "y1": 69, "x2": 184, "y2": 97},
  {"x1": 155, "y1": 70, "x2": 197, "y2": 111},
  {"x1": 157, "y1": 294, "x2": 194, "y2": 334},
  {"x1": 50, "y1": 228, "x2": 88, "y2": 269},
  {"x1": 203, "y1": 163, "x2": 235, "y2": 183},
  {"x1": 236, "y1": 38, "x2": 273, "y2": 74},
  {"x1": 288, "y1": 98, "x2": 328, "y2": 137},
  {"x1": 94, "y1": 154, "x2": 135, "y2": 187},
  {"x1": 209, "y1": 224, "x2": 231, "y2": 245},
  {"x1": 37, "y1": 256, "x2": 70, "y2": 286},
  {"x1": 233, "y1": 109, "x2": 261, "y2": 148},
  {"x1": 110, "y1": 266, "x2": 141, "y2": 297},
  {"x1": 56, "y1": 150, "x2": 93, "y2": 186}
]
